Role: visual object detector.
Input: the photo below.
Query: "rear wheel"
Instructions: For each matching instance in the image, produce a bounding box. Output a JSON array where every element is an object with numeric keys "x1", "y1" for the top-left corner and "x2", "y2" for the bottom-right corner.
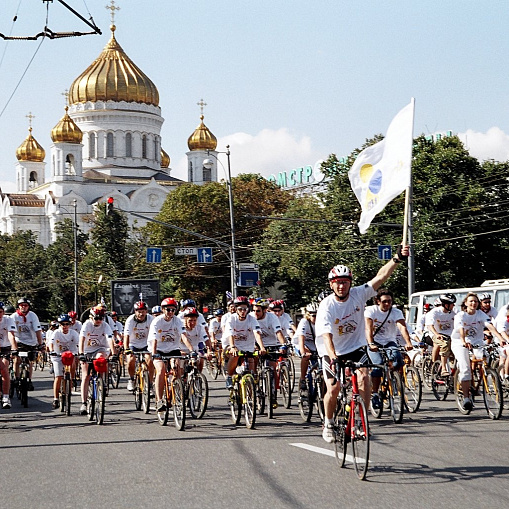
[
  {"x1": 333, "y1": 398, "x2": 348, "y2": 469},
  {"x1": 142, "y1": 371, "x2": 150, "y2": 414},
  {"x1": 279, "y1": 364, "x2": 291, "y2": 409},
  {"x1": 403, "y1": 366, "x2": 422, "y2": 413},
  {"x1": 431, "y1": 361, "x2": 450, "y2": 401},
  {"x1": 257, "y1": 371, "x2": 266, "y2": 415},
  {"x1": 287, "y1": 355, "x2": 296, "y2": 392},
  {"x1": 95, "y1": 377, "x2": 105, "y2": 425},
  {"x1": 370, "y1": 375, "x2": 385, "y2": 419},
  {"x1": 390, "y1": 371, "x2": 404, "y2": 424},
  {"x1": 206, "y1": 357, "x2": 219, "y2": 380},
  {"x1": 188, "y1": 372, "x2": 208, "y2": 419},
  {"x1": 110, "y1": 360, "x2": 121, "y2": 389},
  {"x1": 134, "y1": 372, "x2": 142, "y2": 411},
  {"x1": 298, "y1": 375, "x2": 313, "y2": 422},
  {"x1": 483, "y1": 367, "x2": 503, "y2": 420},
  {"x1": 421, "y1": 356, "x2": 434, "y2": 390},
  {"x1": 352, "y1": 398, "x2": 370, "y2": 481},
  {"x1": 243, "y1": 375, "x2": 257, "y2": 429},
  {"x1": 173, "y1": 378, "x2": 186, "y2": 431},
  {"x1": 265, "y1": 370, "x2": 274, "y2": 419}
]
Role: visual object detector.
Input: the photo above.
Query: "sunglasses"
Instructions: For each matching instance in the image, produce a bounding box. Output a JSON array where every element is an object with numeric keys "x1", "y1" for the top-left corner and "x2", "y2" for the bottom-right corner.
[
  {"x1": 163, "y1": 307, "x2": 176, "y2": 312},
  {"x1": 237, "y1": 307, "x2": 249, "y2": 312}
]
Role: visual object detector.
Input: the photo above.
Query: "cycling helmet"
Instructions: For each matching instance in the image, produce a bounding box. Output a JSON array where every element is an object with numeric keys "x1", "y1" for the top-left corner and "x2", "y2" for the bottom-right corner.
[
  {"x1": 433, "y1": 298, "x2": 441, "y2": 307},
  {"x1": 269, "y1": 299, "x2": 284, "y2": 310},
  {"x1": 4, "y1": 304, "x2": 15, "y2": 314},
  {"x1": 180, "y1": 298, "x2": 196, "y2": 309},
  {"x1": 439, "y1": 293, "x2": 456, "y2": 305},
  {"x1": 317, "y1": 289, "x2": 332, "y2": 302},
  {"x1": 111, "y1": 311, "x2": 118, "y2": 317},
  {"x1": 182, "y1": 307, "x2": 199, "y2": 318},
  {"x1": 152, "y1": 305, "x2": 162, "y2": 314},
  {"x1": 479, "y1": 292, "x2": 491, "y2": 301},
  {"x1": 305, "y1": 302, "x2": 319, "y2": 313},
  {"x1": 68, "y1": 310, "x2": 77, "y2": 319},
  {"x1": 328, "y1": 265, "x2": 353, "y2": 281},
  {"x1": 49, "y1": 320, "x2": 58, "y2": 328},
  {"x1": 58, "y1": 314, "x2": 71, "y2": 324},
  {"x1": 17, "y1": 297, "x2": 31, "y2": 306},
  {"x1": 134, "y1": 301, "x2": 148, "y2": 311},
  {"x1": 90, "y1": 306, "x2": 106, "y2": 319},
  {"x1": 214, "y1": 309, "x2": 224, "y2": 316},
  {"x1": 161, "y1": 297, "x2": 178, "y2": 308},
  {"x1": 254, "y1": 298, "x2": 270, "y2": 308},
  {"x1": 423, "y1": 303, "x2": 431, "y2": 311},
  {"x1": 234, "y1": 296, "x2": 249, "y2": 306}
]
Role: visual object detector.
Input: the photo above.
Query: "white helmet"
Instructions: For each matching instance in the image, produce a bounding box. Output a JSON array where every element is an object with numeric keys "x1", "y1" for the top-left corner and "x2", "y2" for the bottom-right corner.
[
  {"x1": 479, "y1": 293, "x2": 491, "y2": 301},
  {"x1": 305, "y1": 302, "x2": 319, "y2": 313},
  {"x1": 328, "y1": 265, "x2": 352, "y2": 281}
]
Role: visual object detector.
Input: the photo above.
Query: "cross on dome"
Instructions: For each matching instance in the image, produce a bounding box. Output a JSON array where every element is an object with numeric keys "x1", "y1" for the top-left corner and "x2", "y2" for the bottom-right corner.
[
  {"x1": 105, "y1": 0, "x2": 120, "y2": 26},
  {"x1": 197, "y1": 99, "x2": 207, "y2": 116},
  {"x1": 61, "y1": 89, "x2": 70, "y2": 106},
  {"x1": 25, "y1": 111, "x2": 35, "y2": 128}
]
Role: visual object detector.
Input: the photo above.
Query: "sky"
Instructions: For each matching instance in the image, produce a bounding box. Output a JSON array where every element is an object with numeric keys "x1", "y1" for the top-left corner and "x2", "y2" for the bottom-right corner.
[{"x1": 1, "y1": 1, "x2": 508, "y2": 192}]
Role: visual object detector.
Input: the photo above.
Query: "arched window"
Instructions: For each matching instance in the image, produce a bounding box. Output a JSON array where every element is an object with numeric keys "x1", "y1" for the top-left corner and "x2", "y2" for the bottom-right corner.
[
  {"x1": 89, "y1": 133, "x2": 96, "y2": 159},
  {"x1": 29, "y1": 171, "x2": 37, "y2": 189},
  {"x1": 203, "y1": 165, "x2": 211, "y2": 182},
  {"x1": 126, "y1": 133, "x2": 132, "y2": 157},
  {"x1": 107, "y1": 132, "x2": 114, "y2": 157},
  {"x1": 142, "y1": 135, "x2": 147, "y2": 159}
]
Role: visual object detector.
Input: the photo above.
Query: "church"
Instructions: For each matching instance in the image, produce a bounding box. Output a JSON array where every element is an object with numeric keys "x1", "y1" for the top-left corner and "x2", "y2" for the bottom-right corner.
[{"x1": 0, "y1": 21, "x2": 220, "y2": 247}]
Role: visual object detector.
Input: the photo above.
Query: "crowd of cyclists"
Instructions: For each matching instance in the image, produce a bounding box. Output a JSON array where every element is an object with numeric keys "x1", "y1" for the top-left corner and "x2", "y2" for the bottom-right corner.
[{"x1": 1, "y1": 243, "x2": 508, "y2": 446}]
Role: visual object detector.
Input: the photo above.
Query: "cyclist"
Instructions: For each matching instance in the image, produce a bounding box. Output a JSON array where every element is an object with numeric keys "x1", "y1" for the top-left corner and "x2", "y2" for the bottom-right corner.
[
  {"x1": 78, "y1": 306, "x2": 116, "y2": 415},
  {"x1": 178, "y1": 299, "x2": 210, "y2": 340},
  {"x1": 124, "y1": 301, "x2": 154, "y2": 392},
  {"x1": 209, "y1": 309, "x2": 224, "y2": 348},
  {"x1": 221, "y1": 301, "x2": 236, "y2": 332},
  {"x1": 224, "y1": 296, "x2": 266, "y2": 389},
  {"x1": 68, "y1": 310, "x2": 82, "y2": 335},
  {"x1": 49, "y1": 314, "x2": 79, "y2": 409},
  {"x1": 269, "y1": 300, "x2": 296, "y2": 340},
  {"x1": 495, "y1": 306, "x2": 509, "y2": 383},
  {"x1": 294, "y1": 302, "x2": 318, "y2": 392},
  {"x1": 478, "y1": 293, "x2": 498, "y2": 321},
  {"x1": 451, "y1": 292, "x2": 504, "y2": 411},
  {"x1": 110, "y1": 311, "x2": 124, "y2": 342},
  {"x1": 0, "y1": 302, "x2": 17, "y2": 409},
  {"x1": 148, "y1": 298, "x2": 193, "y2": 412},
  {"x1": 152, "y1": 305, "x2": 163, "y2": 317},
  {"x1": 181, "y1": 307, "x2": 212, "y2": 372},
  {"x1": 425, "y1": 293, "x2": 457, "y2": 376},
  {"x1": 365, "y1": 289, "x2": 414, "y2": 409},
  {"x1": 11, "y1": 297, "x2": 43, "y2": 391},
  {"x1": 315, "y1": 244, "x2": 409, "y2": 443}
]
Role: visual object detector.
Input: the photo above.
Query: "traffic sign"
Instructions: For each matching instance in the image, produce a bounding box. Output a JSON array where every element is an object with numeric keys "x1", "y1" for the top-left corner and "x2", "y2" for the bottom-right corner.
[
  {"x1": 238, "y1": 263, "x2": 259, "y2": 271},
  {"x1": 146, "y1": 247, "x2": 162, "y2": 263},
  {"x1": 175, "y1": 247, "x2": 198, "y2": 256},
  {"x1": 378, "y1": 245, "x2": 392, "y2": 260},
  {"x1": 197, "y1": 247, "x2": 213, "y2": 263},
  {"x1": 238, "y1": 270, "x2": 260, "y2": 287}
]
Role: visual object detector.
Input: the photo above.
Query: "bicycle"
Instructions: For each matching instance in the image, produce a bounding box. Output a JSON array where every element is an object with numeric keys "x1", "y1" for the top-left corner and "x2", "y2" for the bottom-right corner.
[
  {"x1": 229, "y1": 350, "x2": 257, "y2": 429},
  {"x1": 412, "y1": 339, "x2": 434, "y2": 390},
  {"x1": 133, "y1": 350, "x2": 151, "y2": 414},
  {"x1": 285, "y1": 340, "x2": 296, "y2": 392},
  {"x1": 83, "y1": 355, "x2": 108, "y2": 424},
  {"x1": 400, "y1": 348, "x2": 422, "y2": 413},
  {"x1": 16, "y1": 350, "x2": 36, "y2": 408},
  {"x1": 155, "y1": 353, "x2": 186, "y2": 431},
  {"x1": 332, "y1": 359, "x2": 373, "y2": 481},
  {"x1": 33, "y1": 349, "x2": 46, "y2": 372},
  {"x1": 108, "y1": 354, "x2": 121, "y2": 390},
  {"x1": 205, "y1": 344, "x2": 221, "y2": 380},
  {"x1": 51, "y1": 351, "x2": 74, "y2": 416},
  {"x1": 257, "y1": 350, "x2": 276, "y2": 418},
  {"x1": 431, "y1": 357, "x2": 456, "y2": 401},
  {"x1": 370, "y1": 347, "x2": 404, "y2": 424},
  {"x1": 183, "y1": 355, "x2": 209, "y2": 419},
  {"x1": 298, "y1": 353, "x2": 326, "y2": 423},
  {"x1": 454, "y1": 345, "x2": 503, "y2": 419},
  {"x1": 276, "y1": 351, "x2": 292, "y2": 409}
]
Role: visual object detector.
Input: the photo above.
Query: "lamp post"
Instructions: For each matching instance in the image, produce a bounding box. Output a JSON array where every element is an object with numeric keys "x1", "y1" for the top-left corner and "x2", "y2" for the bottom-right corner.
[{"x1": 203, "y1": 145, "x2": 238, "y2": 298}]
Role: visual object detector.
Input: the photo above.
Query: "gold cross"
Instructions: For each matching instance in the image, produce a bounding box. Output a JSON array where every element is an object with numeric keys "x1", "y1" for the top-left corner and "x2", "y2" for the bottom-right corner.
[
  {"x1": 26, "y1": 112, "x2": 35, "y2": 128},
  {"x1": 105, "y1": 0, "x2": 120, "y2": 25},
  {"x1": 197, "y1": 99, "x2": 207, "y2": 115},
  {"x1": 61, "y1": 89, "x2": 69, "y2": 106}
]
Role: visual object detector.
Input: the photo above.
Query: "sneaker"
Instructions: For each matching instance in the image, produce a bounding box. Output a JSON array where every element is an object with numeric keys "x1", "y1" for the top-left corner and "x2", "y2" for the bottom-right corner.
[
  {"x1": 127, "y1": 379, "x2": 134, "y2": 392},
  {"x1": 80, "y1": 403, "x2": 87, "y2": 415},
  {"x1": 463, "y1": 397, "x2": 473, "y2": 411},
  {"x1": 371, "y1": 392, "x2": 381, "y2": 410},
  {"x1": 322, "y1": 424, "x2": 335, "y2": 443},
  {"x1": 2, "y1": 396, "x2": 11, "y2": 409},
  {"x1": 28, "y1": 381, "x2": 35, "y2": 391},
  {"x1": 225, "y1": 376, "x2": 233, "y2": 390},
  {"x1": 52, "y1": 399, "x2": 59, "y2": 409},
  {"x1": 156, "y1": 400, "x2": 166, "y2": 412}
]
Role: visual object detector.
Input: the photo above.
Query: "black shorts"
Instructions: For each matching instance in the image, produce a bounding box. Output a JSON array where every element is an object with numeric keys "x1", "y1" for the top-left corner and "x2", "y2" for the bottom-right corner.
[
  {"x1": 156, "y1": 349, "x2": 181, "y2": 358},
  {"x1": 323, "y1": 347, "x2": 368, "y2": 381},
  {"x1": 16, "y1": 343, "x2": 38, "y2": 361}
]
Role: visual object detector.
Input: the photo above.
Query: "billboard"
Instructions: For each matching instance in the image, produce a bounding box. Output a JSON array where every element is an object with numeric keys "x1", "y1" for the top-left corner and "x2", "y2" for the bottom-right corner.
[{"x1": 111, "y1": 279, "x2": 160, "y2": 316}]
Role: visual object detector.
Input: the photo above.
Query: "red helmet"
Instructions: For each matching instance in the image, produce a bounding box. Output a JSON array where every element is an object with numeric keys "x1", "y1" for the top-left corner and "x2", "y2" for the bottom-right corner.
[
  {"x1": 182, "y1": 307, "x2": 199, "y2": 318},
  {"x1": 161, "y1": 297, "x2": 178, "y2": 308},
  {"x1": 269, "y1": 299, "x2": 284, "y2": 310},
  {"x1": 233, "y1": 296, "x2": 249, "y2": 306},
  {"x1": 90, "y1": 306, "x2": 106, "y2": 319},
  {"x1": 68, "y1": 311, "x2": 77, "y2": 319},
  {"x1": 134, "y1": 301, "x2": 148, "y2": 311}
]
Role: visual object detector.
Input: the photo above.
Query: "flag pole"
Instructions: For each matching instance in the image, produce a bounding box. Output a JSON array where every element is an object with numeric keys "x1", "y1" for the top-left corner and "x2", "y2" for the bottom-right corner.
[
  {"x1": 405, "y1": 98, "x2": 416, "y2": 300},
  {"x1": 401, "y1": 97, "x2": 415, "y2": 248}
]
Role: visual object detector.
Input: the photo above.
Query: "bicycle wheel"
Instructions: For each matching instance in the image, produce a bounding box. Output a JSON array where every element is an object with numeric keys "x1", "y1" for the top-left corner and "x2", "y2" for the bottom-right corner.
[
  {"x1": 142, "y1": 370, "x2": 151, "y2": 414},
  {"x1": 431, "y1": 361, "x2": 449, "y2": 401},
  {"x1": 298, "y1": 375, "x2": 313, "y2": 422},
  {"x1": 173, "y1": 378, "x2": 186, "y2": 431},
  {"x1": 9, "y1": 369, "x2": 15, "y2": 398},
  {"x1": 453, "y1": 370, "x2": 471, "y2": 415},
  {"x1": 157, "y1": 392, "x2": 169, "y2": 426},
  {"x1": 38, "y1": 352, "x2": 45, "y2": 371},
  {"x1": 279, "y1": 364, "x2": 291, "y2": 409},
  {"x1": 65, "y1": 375, "x2": 72, "y2": 416},
  {"x1": 230, "y1": 383, "x2": 242, "y2": 425},
  {"x1": 189, "y1": 372, "x2": 209, "y2": 419},
  {"x1": 316, "y1": 374, "x2": 326, "y2": 423},
  {"x1": 243, "y1": 375, "x2": 257, "y2": 429},
  {"x1": 483, "y1": 367, "x2": 503, "y2": 420},
  {"x1": 390, "y1": 371, "x2": 404, "y2": 424},
  {"x1": 206, "y1": 357, "x2": 219, "y2": 380},
  {"x1": 95, "y1": 377, "x2": 105, "y2": 425},
  {"x1": 86, "y1": 379, "x2": 95, "y2": 421},
  {"x1": 110, "y1": 361, "x2": 121, "y2": 389},
  {"x1": 265, "y1": 370, "x2": 274, "y2": 419},
  {"x1": 370, "y1": 376, "x2": 385, "y2": 419},
  {"x1": 59, "y1": 378, "x2": 66, "y2": 413},
  {"x1": 333, "y1": 398, "x2": 348, "y2": 469},
  {"x1": 134, "y1": 373, "x2": 142, "y2": 411},
  {"x1": 287, "y1": 355, "x2": 296, "y2": 392},
  {"x1": 257, "y1": 370, "x2": 266, "y2": 415},
  {"x1": 20, "y1": 370, "x2": 28, "y2": 408},
  {"x1": 352, "y1": 398, "x2": 370, "y2": 481},
  {"x1": 421, "y1": 357, "x2": 434, "y2": 390},
  {"x1": 403, "y1": 365, "x2": 422, "y2": 413}
]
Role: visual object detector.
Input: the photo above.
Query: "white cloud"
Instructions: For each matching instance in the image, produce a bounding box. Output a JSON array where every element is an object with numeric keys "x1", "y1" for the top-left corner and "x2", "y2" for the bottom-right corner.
[
  {"x1": 171, "y1": 128, "x2": 324, "y2": 181},
  {"x1": 458, "y1": 127, "x2": 509, "y2": 163}
]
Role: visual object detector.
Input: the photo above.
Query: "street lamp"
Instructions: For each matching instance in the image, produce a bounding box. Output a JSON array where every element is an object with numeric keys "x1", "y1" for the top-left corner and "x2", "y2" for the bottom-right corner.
[
  {"x1": 56, "y1": 199, "x2": 79, "y2": 314},
  {"x1": 203, "y1": 145, "x2": 238, "y2": 298}
]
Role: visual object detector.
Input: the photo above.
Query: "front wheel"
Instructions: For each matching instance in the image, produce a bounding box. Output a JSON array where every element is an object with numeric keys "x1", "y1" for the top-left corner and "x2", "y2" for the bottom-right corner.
[
  {"x1": 20, "y1": 370, "x2": 29, "y2": 408},
  {"x1": 230, "y1": 382, "x2": 242, "y2": 425},
  {"x1": 403, "y1": 366, "x2": 422, "y2": 413},
  {"x1": 333, "y1": 398, "x2": 348, "y2": 469},
  {"x1": 142, "y1": 371, "x2": 150, "y2": 414},
  {"x1": 134, "y1": 373, "x2": 142, "y2": 411},
  {"x1": 454, "y1": 370, "x2": 471, "y2": 415},
  {"x1": 206, "y1": 357, "x2": 219, "y2": 381},
  {"x1": 483, "y1": 367, "x2": 503, "y2": 420},
  {"x1": 65, "y1": 375, "x2": 72, "y2": 416},
  {"x1": 243, "y1": 375, "x2": 257, "y2": 429},
  {"x1": 110, "y1": 360, "x2": 121, "y2": 389},
  {"x1": 279, "y1": 364, "x2": 291, "y2": 409},
  {"x1": 87, "y1": 379, "x2": 95, "y2": 421},
  {"x1": 188, "y1": 372, "x2": 209, "y2": 419},
  {"x1": 298, "y1": 374, "x2": 313, "y2": 422},
  {"x1": 352, "y1": 398, "x2": 370, "y2": 481},
  {"x1": 173, "y1": 378, "x2": 186, "y2": 431},
  {"x1": 157, "y1": 392, "x2": 169, "y2": 426},
  {"x1": 390, "y1": 371, "x2": 404, "y2": 424},
  {"x1": 95, "y1": 377, "x2": 105, "y2": 425}
]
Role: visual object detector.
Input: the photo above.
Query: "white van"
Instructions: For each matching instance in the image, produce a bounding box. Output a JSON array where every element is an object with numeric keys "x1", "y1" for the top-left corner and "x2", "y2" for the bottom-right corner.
[{"x1": 407, "y1": 279, "x2": 509, "y2": 331}]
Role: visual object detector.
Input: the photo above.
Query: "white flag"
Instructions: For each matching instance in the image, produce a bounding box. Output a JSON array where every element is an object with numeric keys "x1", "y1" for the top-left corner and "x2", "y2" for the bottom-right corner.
[{"x1": 348, "y1": 100, "x2": 414, "y2": 234}]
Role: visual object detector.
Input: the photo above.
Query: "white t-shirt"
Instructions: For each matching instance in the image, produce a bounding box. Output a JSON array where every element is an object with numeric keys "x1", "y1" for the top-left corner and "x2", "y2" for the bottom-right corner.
[
  {"x1": 208, "y1": 317, "x2": 223, "y2": 344},
  {"x1": 11, "y1": 310, "x2": 42, "y2": 346},
  {"x1": 70, "y1": 320, "x2": 82, "y2": 335},
  {"x1": 278, "y1": 312, "x2": 294, "y2": 337},
  {"x1": 80, "y1": 320, "x2": 113, "y2": 354},
  {"x1": 451, "y1": 310, "x2": 490, "y2": 347},
  {"x1": 0, "y1": 315, "x2": 16, "y2": 348},
  {"x1": 148, "y1": 315, "x2": 185, "y2": 353},
  {"x1": 364, "y1": 305, "x2": 405, "y2": 346},
  {"x1": 424, "y1": 306, "x2": 456, "y2": 335},
  {"x1": 124, "y1": 314, "x2": 154, "y2": 349},
  {"x1": 494, "y1": 304, "x2": 509, "y2": 332},
  {"x1": 315, "y1": 283, "x2": 377, "y2": 357},
  {"x1": 50, "y1": 329, "x2": 79, "y2": 354},
  {"x1": 252, "y1": 311, "x2": 281, "y2": 347},
  {"x1": 182, "y1": 324, "x2": 208, "y2": 352},
  {"x1": 294, "y1": 317, "x2": 316, "y2": 352},
  {"x1": 223, "y1": 314, "x2": 261, "y2": 352},
  {"x1": 112, "y1": 320, "x2": 124, "y2": 335},
  {"x1": 479, "y1": 305, "x2": 498, "y2": 322},
  {"x1": 178, "y1": 310, "x2": 207, "y2": 329}
]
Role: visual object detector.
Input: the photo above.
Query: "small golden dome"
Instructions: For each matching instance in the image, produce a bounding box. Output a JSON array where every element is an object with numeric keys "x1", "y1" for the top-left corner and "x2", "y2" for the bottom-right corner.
[
  {"x1": 160, "y1": 148, "x2": 170, "y2": 168},
  {"x1": 16, "y1": 128, "x2": 45, "y2": 162},
  {"x1": 68, "y1": 25, "x2": 159, "y2": 106},
  {"x1": 51, "y1": 107, "x2": 83, "y2": 143},
  {"x1": 187, "y1": 115, "x2": 217, "y2": 151}
]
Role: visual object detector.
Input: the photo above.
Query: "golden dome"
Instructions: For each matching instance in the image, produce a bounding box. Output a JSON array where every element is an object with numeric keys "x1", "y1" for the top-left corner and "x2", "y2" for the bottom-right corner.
[
  {"x1": 187, "y1": 115, "x2": 217, "y2": 151},
  {"x1": 16, "y1": 128, "x2": 45, "y2": 162},
  {"x1": 160, "y1": 148, "x2": 170, "y2": 168},
  {"x1": 68, "y1": 25, "x2": 159, "y2": 106},
  {"x1": 51, "y1": 107, "x2": 83, "y2": 143}
]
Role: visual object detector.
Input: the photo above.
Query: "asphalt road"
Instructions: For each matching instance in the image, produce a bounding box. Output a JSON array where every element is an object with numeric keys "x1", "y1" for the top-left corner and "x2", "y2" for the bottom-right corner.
[{"x1": 1, "y1": 362, "x2": 508, "y2": 509}]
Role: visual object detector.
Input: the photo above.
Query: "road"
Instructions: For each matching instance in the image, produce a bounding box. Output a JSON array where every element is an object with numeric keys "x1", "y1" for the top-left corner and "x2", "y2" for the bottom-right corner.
[{"x1": 1, "y1": 362, "x2": 508, "y2": 509}]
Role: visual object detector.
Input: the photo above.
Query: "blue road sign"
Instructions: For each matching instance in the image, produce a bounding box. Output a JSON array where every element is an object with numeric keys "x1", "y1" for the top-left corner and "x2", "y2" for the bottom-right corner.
[
  {"x1": 238, "y1": 271, "x2": 260, "y2": 287},
  {"x1": 197, "y1": 247, "x2": 213, "y2": 263},
  {"x1": 146, "y1": 247, "x2": 162, "y2": 263},
  {"x1": 377, "y1": 245, "x2": 392, "y2": 260}
]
